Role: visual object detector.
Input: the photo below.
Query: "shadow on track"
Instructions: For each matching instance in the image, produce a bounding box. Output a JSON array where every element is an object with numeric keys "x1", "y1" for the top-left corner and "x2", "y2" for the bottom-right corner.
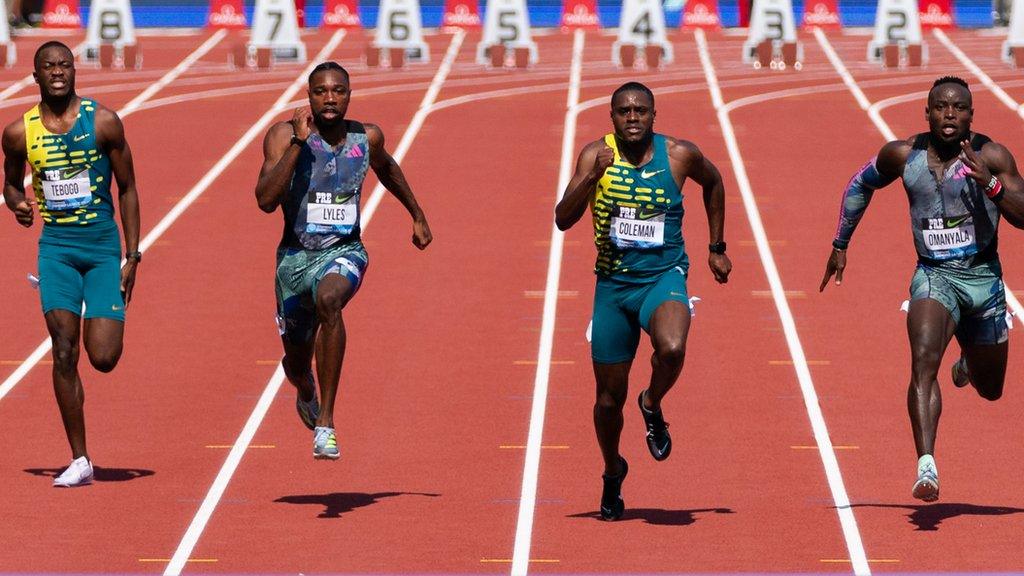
[
  {"x1": 848, "y1": 502, "x2": 1024, "y2": 531},
  {"x1": 24, "y1": 466, "x2": 155, "y2": 482},
  {"x1": 567, "y1": 507, "x2": 734, "y2": 526},
  {"x1": 274, "y1": 491, "x2": 441, "y2": 519}
]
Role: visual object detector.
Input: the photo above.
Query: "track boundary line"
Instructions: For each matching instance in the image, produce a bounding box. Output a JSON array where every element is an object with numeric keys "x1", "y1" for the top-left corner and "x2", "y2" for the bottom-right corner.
[
  {"x1": 695, "y1": 28, "x2": 871, "y2": 576},
  {"x1": 0, "y1": 31, "x2": 235, "y2": 403},
  {"x1": 161, "y1": 30, "x2": 463, "y2": 576},
  {"x1": 510, "y1": 27, "x2": 585, "y2": 576}
]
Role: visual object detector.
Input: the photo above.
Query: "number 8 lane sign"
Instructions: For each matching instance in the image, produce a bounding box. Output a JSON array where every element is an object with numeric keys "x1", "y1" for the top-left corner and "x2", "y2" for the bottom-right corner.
[{"x1": 84, "y1": 0, "x2": 136, "y2": 60}]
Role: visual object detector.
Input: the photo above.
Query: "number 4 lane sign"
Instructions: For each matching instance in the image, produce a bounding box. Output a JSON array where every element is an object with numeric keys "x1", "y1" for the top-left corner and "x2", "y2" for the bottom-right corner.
[
  {"x1": 251, "y1": 0, "x2": 307, "y2": 62},
  {"x1": 613, "y1": 0, "x2": 673, "y2": 66},
  {"x1": 375, "y1": 0, "x2": 430, "y2": 63},
  {"x1": 476, "y1": 0, "x2": 538, "y2": 66}
]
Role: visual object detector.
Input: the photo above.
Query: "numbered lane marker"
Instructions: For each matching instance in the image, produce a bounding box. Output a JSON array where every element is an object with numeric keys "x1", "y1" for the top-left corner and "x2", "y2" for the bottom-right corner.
[
  {"x1": 250, "y1": 0, "x2": 306, "y2": 64},
  {"x1": 372, "y1": 0, "x2": 429, "y2": 65},
  {"x1": 867, "y1": 0, "x2": 926, "y2": 66},
  {"x1": 84, "y1": 0, "x2": 138, "y2": 68},
  {"x1": 1003, "y1": 0, "x2": 1024, "y2": 66},
  {"x1": 743, "y1": 0, "x2": 802, "y2": 70},
  {"x1": 613, "y1": 0, "x2": 673, "y2": 68},
  {"x1": 476, "y1": 0, "x2": 538, "y2": 67}
]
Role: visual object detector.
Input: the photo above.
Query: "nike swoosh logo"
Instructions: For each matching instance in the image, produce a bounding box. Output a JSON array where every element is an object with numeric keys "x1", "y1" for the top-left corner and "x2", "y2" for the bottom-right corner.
[
  {"x1": 637, "y1": 209, "x2": 663, "y2": 220},
  {"x1": 73, "y1": 133, "x2": 89, "y2": 142},
  {"x1": 111, "y1": 305, "x2": 122, "y2": 311},
  {"x1": 945, "y1": 215, "x2": 970, "y2": 228},
  {"x1": 640, "y1": 169, "x2": 664, "y2": 178}
]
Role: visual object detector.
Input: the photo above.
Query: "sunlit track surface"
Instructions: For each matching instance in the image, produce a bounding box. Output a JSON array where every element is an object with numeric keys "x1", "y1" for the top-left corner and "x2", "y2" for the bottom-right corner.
[{"x1": 1, "y1": 27, "x2": 1023, "y2": 575}]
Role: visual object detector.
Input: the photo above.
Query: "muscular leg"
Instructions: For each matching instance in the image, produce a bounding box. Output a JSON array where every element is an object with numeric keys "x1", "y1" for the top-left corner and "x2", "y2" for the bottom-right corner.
[
  {"x1": 593, "y1": 360, "x2": 631, "y2": 476},
  {"x1": 643, "y1": 301, "x2": 691, "y2": 411},
  {"x1": 906, "y1": 299, "x2": 957, "y2": 457},
  {"x1": 313, "y1": 274, "x2": 355, "y2": 428},
  {"x1": 961, "y1": 342, "x2": 1008, "y2": 401},
  {"x1": 282, "y1": 337, "x2": 316, "y2": 402},
  {"x1": 45, "y1": 310, "x2": 88, "y2": 460},
  {"x1": 82, "y1": 318, "x2": 124, "y2": 373}
]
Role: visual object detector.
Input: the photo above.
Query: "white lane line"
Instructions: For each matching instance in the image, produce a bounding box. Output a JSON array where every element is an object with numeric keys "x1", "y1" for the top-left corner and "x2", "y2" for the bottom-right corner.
[
  {"x1": 818, "y1": 29, "x2": 1024, "y2": 319},
  {"x1": 813, "y1": 28, "x2": 895, "y2": 141},
  {"x1": 162, "y1": 30, "x2": 462, "y2": 576},
  {"x1": 932, "y1": 29, "x2": 1024, "y2": 119},
  {"x1": 120, "y1": 29, "x2": 227, "y2": 117},
  {"x1": 695, "y1": 28, "x2": 871, "y2": 576},
  {"x1": 0, "y1": 31, "x2": 239, "y2": 403},
  {"x1": 0, "y1": 41, "x2": 87, "y2": 102},
  {"x1": 510, "y1": 27, "x2": 584, "y2": 576},
  {"x1": 361, "y1": 29, "x2": 465, "y2": 223}
]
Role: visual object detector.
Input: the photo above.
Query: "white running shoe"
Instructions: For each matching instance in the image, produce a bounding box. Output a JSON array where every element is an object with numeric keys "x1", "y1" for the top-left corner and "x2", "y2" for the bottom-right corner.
[
  {"x1": 912, "y1": 463, "x2": 939, "y2": 502},
  {"x1": 53, "y1": 456, "x2": 94, "y2": 487},
  {"x1": 313, "y1": 426, "x2": 340, "y2": 460}
]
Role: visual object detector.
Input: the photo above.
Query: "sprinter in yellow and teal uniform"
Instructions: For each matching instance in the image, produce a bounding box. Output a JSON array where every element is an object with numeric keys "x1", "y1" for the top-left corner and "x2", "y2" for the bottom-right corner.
[
  {"x1": 2, "y1": 41, "x2": 142, "y2": 488},
  {"x1": 556, "y1": 82, "x2": 732, "y2": 521}
]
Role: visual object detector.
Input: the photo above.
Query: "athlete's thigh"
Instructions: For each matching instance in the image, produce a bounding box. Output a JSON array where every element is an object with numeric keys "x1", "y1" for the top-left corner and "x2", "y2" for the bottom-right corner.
[
  {"x1": 906, "y1": 298, "x2": 957, "y2": 366},
  {"x1": 83, "y1": 317, "x2": 125, "y2": 363},
  {"x1": 276, "y1": 248, "x2": 319, "y2": 347},
  {"x1": 38, "y1": 248, "x2": 84, "y2": 317},
  {"x1": 81, "y1": 254, "x2": 125, "y2": 321},
  {"x1": 638, "y1": 267, "x2": 691, "y2": 346},
  {"x1": 591, "y1": 279, "x2": 641, "y2": 364},
  {"x1": 312, "y1": 246, "x2": 368, "y2": 313}
]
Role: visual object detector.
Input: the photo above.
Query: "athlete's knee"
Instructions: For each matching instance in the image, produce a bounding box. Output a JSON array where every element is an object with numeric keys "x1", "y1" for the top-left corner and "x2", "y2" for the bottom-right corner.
[
  {"x1": 51, "y1": 337, "x2": 80, "y2": 374},
  {"x1": 88, "y1": 349, "x2": 121, "y2": 373},
  {"x1": 315, "y1": 285, "x2": 350, "y2": 323},
  {"x1": 653, "y1": 338, "x2": 686, "y2": 368},
  {"x1": 975, "y1": 379, "x2": 1004, "y2": 401},
  {"x1": 595, "y1": 389, "x2": 626, "y2": 411}
]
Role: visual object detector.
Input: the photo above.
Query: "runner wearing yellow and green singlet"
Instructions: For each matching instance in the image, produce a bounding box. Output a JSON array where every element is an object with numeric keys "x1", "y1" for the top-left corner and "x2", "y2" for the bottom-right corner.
[
  {"x1": 556, "y1": 82, "x2": 732, "y2": 521},
  {"x1": 2, "y1": 41, "x2": 142, "y2": 488}
]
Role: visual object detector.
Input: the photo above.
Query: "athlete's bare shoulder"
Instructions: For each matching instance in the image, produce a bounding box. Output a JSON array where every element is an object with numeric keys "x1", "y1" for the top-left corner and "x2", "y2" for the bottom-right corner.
[
  {"x1": 1, "y1": 116, "x2": 26, "y2": 155},
  {"x1": 875, "y1": 137, "x2": 914, "y2": 178},
  {"x1": 663, "y1": 136, "x2": 702, "y2": 161}
]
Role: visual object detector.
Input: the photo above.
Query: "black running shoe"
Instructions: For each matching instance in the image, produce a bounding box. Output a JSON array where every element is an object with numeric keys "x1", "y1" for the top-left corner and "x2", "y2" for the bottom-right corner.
[
  {"x1": 638, "y1": 390, "x2": 671, "y2": 461},
  {"x1": 600, "y1": 456, "x2": 628, "y2": 521},
  {"x1": 951, "y1": 357, "x2": 971, "y2": 388}
]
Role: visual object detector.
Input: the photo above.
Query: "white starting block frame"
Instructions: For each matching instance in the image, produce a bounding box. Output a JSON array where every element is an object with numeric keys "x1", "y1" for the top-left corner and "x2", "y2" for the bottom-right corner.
[
  {"x1": 742, "y1": 0, "x2": 802, "y2": 70},
  {"x1": 370, "y1": 0, "x2": 431, "y2": 66},
  {"x1": 867, "y1": 0, "x2": 927, "y2": 67},
  {"x1": 250, "y1": 0, "x2": 307, "y2": 63},
  {"x1": 0, "y1": 3, "x2": 15, "y2": 68},
  {"x1": 1002, "y1": 0, "x2": 1024, "y2": 66},
  {"x1": 83, "y1": 0, "x2": 141, "y2": 69},
  {"x1": 612, "y1": 0, "x2": 673, "y2": 68},
  {"x1": 476, "y1": 0, "x2": 538, "y2": 67}
]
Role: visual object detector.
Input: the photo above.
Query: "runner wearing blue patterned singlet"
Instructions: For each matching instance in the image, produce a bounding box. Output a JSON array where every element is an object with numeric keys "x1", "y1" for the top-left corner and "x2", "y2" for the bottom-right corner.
[
  {"x1": 556, "y1": 82, "x2": 732, "y2": 520},
  {"x1": 821, "y1": 76, "x2": 1024, "y2": 503},
  {"x1": 256, "y1": 62, "x2": 432, "y2": 460},
  {"x1": 2, "y1": 41, "x2": 142, "y2": 486}
]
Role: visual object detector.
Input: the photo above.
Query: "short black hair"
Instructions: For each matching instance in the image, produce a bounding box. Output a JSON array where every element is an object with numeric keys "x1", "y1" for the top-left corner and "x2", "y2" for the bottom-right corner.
[
  {"x1": 611, "y1": 82, "x2": 654, "y2": 107},
  {"x1": 932, "y1": 76, "x2": 969, "y2": 91},
  {"x1": 34, "y1": 41, "x2": 73, "y2": 68},
  {"x1": 308, "y1": 61, "x2": 349, "y2": 84}
]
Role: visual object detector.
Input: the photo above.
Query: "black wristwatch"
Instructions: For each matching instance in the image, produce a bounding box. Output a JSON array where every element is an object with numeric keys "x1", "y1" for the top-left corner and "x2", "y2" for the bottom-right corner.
[
  {"x1": 290, "y1": 135, "x2": 305, "y2": 147},
  {"x1": 709, "y1": 241, "x2": 727, "y2": 254},
  {"x1": 126, "y1": 251, "x2": 142, "y2": 263}
]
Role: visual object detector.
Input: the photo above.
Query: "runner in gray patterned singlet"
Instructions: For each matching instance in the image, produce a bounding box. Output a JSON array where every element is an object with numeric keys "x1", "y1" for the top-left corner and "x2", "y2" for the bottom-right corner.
[
  {"x1": 820, "y1": 77, "x2": 1024, "y2": 502},
  {"x1": 255, "y1": 62, "x2": 433, "y2": 460}
]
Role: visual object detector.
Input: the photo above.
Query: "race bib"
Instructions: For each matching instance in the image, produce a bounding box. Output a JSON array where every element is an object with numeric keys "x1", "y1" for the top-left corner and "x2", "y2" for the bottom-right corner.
[
  {"x1": 921, "y1": 216, "x2": 976, "y2": 254},
  {"x1": 41, "y1": 168, "x2": 92, "y2": 211},
  {"x1": 306, "y1": 191, "x2": 358, "y2": 234},
  {"x1": 610, "y1": 205, "x2": 665, "y2": 249}
]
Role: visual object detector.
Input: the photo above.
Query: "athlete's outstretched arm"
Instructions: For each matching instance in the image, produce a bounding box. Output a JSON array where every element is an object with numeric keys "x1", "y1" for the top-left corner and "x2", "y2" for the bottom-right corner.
[
  {"x1": 2, "y1": 120, "x2": 32, "y2": 227},
  {"x1": 255, "y1": 108, "x2": 312, "y2": 213},
  {"x1": 820, "y1": 140, "x2": 906, "y2": 291},
  {"x1": 962, "y1": 139, "x2": 1024, "y2": 229},
  {"x1": 555, "y1": 141, "x2": 612, "y2": 231},
  {"x1": 675, "y1": 141, "x2": 730, "y2": 284},
  {"x1": 366, "y1": 123, "x2": 431, "y2": 250},
  {"x1": 98, "y1": 107, "x2": 141, "y2": 303}
]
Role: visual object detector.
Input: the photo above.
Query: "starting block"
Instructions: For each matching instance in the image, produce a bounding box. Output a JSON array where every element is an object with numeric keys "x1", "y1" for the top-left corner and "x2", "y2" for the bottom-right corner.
[
  {"x1": 882, "y1": 43, "x2": 924, "y2": 68},
  {"x1": 0, "y1": 44, "x2": 14, "y2": 68},
  {"x1": 752, "y1": 40, "x2": 801, "y2": 70},
  {"x1": 228, "y1": 42, "x2": 274, "y2": 71},
  {"x1": 1007, "y1": 46, "x2": 1024, "y2": 68},
  {"x1": 364, "y1": 46, "x2": 409, "y2": 69},
  {"x1": 484, "y1": 45, "x2": 531, "y2": 69},
  {"x1": 615, "y1": 44, "x2": 664, "y2": 70},
  {"x1": 97, "y1": 43, "x2": 142, "y2": 70}
]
